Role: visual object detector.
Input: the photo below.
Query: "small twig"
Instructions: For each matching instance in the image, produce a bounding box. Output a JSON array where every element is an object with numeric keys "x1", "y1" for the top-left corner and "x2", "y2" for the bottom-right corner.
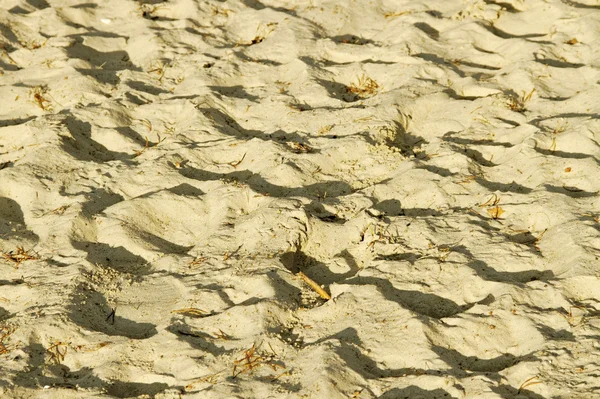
[
  {"x1": 1, "y1": 247, "x2": 38, "y2": 267},
  {"x1": 228, "y1": 153, "x2": 246, "y2": 168},
  {"x1": 297, "y1": 272, "x2": 331, "y2": 300},
  {"x1": 105, "y1": 308, "x2": 116, "y2": 324}
]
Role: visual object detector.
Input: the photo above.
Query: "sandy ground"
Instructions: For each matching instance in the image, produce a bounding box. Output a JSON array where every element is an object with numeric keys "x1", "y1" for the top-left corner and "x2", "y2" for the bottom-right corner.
[{"x1": 1, "y1": 0, "x2": 600, "y2": 398}]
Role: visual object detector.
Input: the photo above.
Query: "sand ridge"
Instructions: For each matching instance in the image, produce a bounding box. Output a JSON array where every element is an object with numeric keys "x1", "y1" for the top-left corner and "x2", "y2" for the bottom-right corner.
[{"x1": 1, "y1": 0, "x2": 600, "y2": 398}]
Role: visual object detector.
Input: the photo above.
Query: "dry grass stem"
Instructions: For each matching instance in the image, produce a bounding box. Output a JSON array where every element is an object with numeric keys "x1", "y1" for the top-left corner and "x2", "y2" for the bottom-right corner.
[
  {"x1": 507, "y1": 88, "x2": 535, "y2": 113},
  {"x1": 135, "y1": 134, "x2": 167, "y2": 157},
  {"x1": 384, "y1": 10, "x2": 411, "y2": 18},
  {"x1": 1, "y1": 246, "x2": 38, "y2": 267},
  {"x1": 0, "y1": 325, "x2": 16, "y2": 355},
  {"x1": 518, "y1": 376, "x2": 542, "y2": 392},
  {"x1": 232, "y1": 343, "x2": 285, "y2": 379},
  {"x1": 30, "y1": 85, "x2": 53, "y2": 111},
  {"x1": 347, "y1": 74, "x2": 380, "y2": 99},
  {"x1": 479, "y1": 194, "x2": 505, "y2": 220},
  {"x1": 47, "y1": 341, "x2": 68, "y2": 364}
]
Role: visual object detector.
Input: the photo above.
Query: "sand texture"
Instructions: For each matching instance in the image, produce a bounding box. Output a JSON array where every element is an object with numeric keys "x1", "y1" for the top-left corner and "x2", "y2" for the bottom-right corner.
[{"x1": 1, "y1": 0, "x2": 600, "y2": 398}]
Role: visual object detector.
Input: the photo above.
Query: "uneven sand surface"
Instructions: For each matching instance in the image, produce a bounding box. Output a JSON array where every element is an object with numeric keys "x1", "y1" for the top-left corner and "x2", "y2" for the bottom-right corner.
[{"x1": 1, "y1": 0, "x2": 600, "y2": 398}]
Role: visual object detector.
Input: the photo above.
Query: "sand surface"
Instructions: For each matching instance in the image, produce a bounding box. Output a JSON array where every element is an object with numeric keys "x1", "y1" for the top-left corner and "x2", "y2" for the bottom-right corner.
[{"x1": 1, "y1": 0, "x2": 600, "y2": 398}]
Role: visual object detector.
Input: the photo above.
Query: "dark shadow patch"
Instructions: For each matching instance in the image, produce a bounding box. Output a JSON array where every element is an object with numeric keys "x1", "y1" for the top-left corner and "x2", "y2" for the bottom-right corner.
[
  {"x1": 208, "y1": 85, "x2": 260, "y2": 102},
  {"x1": 331, "y1": 35, "x2": 376, "y2": 45},
  {"x1": 538, "y1": 95, "x2": 572, "y2": 101},
  {"x1": 425, "y1": 10, "x2": 443, "y2": 18},
  {"x1": 0, "y1": 278, "x2": 25, "y2": 286},
  {"x1": 448, "y1": 144, "x2": 497, "y2": 167},
  {"x1": 506, "y1": 230, "x2": 541, "y2": 246},
  {"x1": 374, "y1": 252, "x2": 422, "y2": 264},
  {"x1": 456, "y1": 244, "x2": 550, "y2": 281},
  {"x1": 0, "y1": 196, "x2": 25, "y2": 226},
  {"x1": 413, "y1": 53, "x2": 465, "y2": 77},
  {"x1": 71, "y1": 240, "x2": 150, "y2": 275},
  {"x1": 0, "y1": 23, "x2": 20, "y2": 50},
  {"x1": 491, "y1": 384, "x2": 546, "y2": 399},
  {"x1": 13, "y1": 346, "x2": 176, "y2": 397},
  {"x1": 77, "y1": 188, "x2": 124, "y2": 217},
  {"x1": 494, "y1": 116, "x2": 521, "y2": 127},
  {"x1": 105, "y1": 380, "x2": 171, "y2": 398},
  {"x1": 474, "y1": 177, "x2": 533, "y2": 194},
  {"x1": 560, "y1": 0, "x2": 600, "y2": 8},
  {"x1": 343, "y1": 276, "x2": 474, "y2": 319},
  {"x1": 413, "y1": 22, "x2": 440, "y2": 40},
  {"x1": 402, "y1": 208, "x2": 444, "y2": 217},
  {"x1": 25, "y1": 0, "x2": 50, "y2": 8},
  {"x1": 168, "y1": 183, "x2": 204, "y2": 197},
  {"x1": 0, "y1": 116, "x2": 35, "y2": 127},
  {"x1": 195, "y1": 283, "x2": 235, "y2": 308},
  {"x1": 383, "y1": 119, "x2": 427, "y2": 157},
  {"x1": 114, "y1": 126, "x2": 148, "y2": 146},
  {"x1": 197, "y1": 107, "x2": 308, "y2": 144},
  {"x1": 60, "y1": 115, "x2": 134, "y2": 162},
  {"x1": 315, "y1": 78, "x2": 359, "y2": 102},
  {"x1": 415, "y1": 163, "x2": 457, "y2": 177},
  {"x1": 468, "y1": 257, "x2": 554, "y2": 284},
  {"x1": 431, "y1": 345, "x2": 533, "y2": 373},
  {"x1": 310, "y1": 328, "x2": 442, "y2": 380},
  {"x1": 543, "y1": 184, "x2": 598, "y2": 198},
  {"x1": 379, "y1": 386, "x2": 458, "y2": 399},
  {"x1": 299, "y1": 55, "x2": 352, "y2": 68},
  {"x1": 530, "y1": 112, "x2": 600, "y2": 125},
  {"x1": 373, "y1": 199, "x2": 403, "y2": 217},
  {"x1": 123, "y1": 91, "x2": 149, "y2": 106},
  {"x1": 534, "y1": 57, "x2": 585, "y2": 69},
  {"x1": 71, "y1": 3, "x2": 98, "y2": 8},
  {"x1": 476, "y1": 22, "x2": 548, "y2": 40},
  {"x1": 579, "y1": 213, "x2": 600, "y2": 233},
  {"x1": 483, "y1": 0, "x2": 521, "y2": 12},
  {"x1": 167, "y1": 322, "x2": 232, "y2": 355},
  {"x1": 180, "y1": 166, "x2": 354, "y2": 199},
  {"x1": 533, "y1": 145, "x2": 598, "y2": 163},
  {"x1": 443, "y1": 88, "x2": 482, "y2": 101},
  {"x1": 266, "y1": 270, "x2": 302, "y2": 307},
  {"x1": 126, "y1": 80, "x2": 170, "y2": 95},
  {"x1": 232, "y1": 51, "x2": 282, "y2": 66},
  {"x1": 0, "y1": 59, "x2": 20, "y2": 72},
  {"x1": 135, "y1": 229, "x2": 194, "y2": 255},
  {"x1": 13, "y1": 343, "x2": 52, "y2": 388},
  {"x1": 0, "y1": 197, "x2": 38, "y2": 242},
  {"x1": 304, "y1": 202, "x2": 347, "y2": 223},
  {"x1": 65, "y1": 35, "x2": 140, "y2": 84},
  {"x1": 454, "y1": 60, "x2": 502, "y2": 70},
  {"x1": 280, "y1": 249, "x2": 359, "y2": 286},
  {"x1": 536, "y1": 324, "x2": 576, "y2": 342},
  {"x1": 9, "y1": 5, "x2": 30, "y2": 14},
  {"x1": 0, "y1": 306, "x2": 10, "y2": 321},
  {"x1": 69, "y1": 287, "x2": 157, "y2": 339},
  {"x1": 442, "y1": 132, "x2": 513, "y2": 148}
]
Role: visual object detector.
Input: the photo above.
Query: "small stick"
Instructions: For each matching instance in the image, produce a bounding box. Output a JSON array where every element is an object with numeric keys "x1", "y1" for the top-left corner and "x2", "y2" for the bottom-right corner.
[
  {"x1": 106, "y1": 308, "x2": 116, "y2": 324},
  {"x1": 296, "y1": 272, "x2": 331, "y2": 300}
]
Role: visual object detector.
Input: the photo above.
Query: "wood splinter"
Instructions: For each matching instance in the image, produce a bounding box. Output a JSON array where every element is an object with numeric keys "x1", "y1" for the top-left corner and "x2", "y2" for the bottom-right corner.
[{"x1": 296, "y1": 272, "x2": 331, "y2": 300}]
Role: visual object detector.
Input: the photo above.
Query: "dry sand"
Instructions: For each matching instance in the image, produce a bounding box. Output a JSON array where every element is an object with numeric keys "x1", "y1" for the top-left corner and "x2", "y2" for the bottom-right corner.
[{"x1": 1, "y1": 0, "x2": 600, "y2": 398}]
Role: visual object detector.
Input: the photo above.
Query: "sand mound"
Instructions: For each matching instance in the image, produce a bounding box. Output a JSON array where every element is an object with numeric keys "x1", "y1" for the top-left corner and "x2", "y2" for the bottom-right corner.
[{"x1": 1, "y1": 0, "x2": 600, "y2": 398}]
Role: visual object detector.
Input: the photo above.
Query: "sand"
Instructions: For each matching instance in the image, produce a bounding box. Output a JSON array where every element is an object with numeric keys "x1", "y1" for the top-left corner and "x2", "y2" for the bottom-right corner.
[{"x1": 1, "y1": 0, "x2": 600, "y2": 398}]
